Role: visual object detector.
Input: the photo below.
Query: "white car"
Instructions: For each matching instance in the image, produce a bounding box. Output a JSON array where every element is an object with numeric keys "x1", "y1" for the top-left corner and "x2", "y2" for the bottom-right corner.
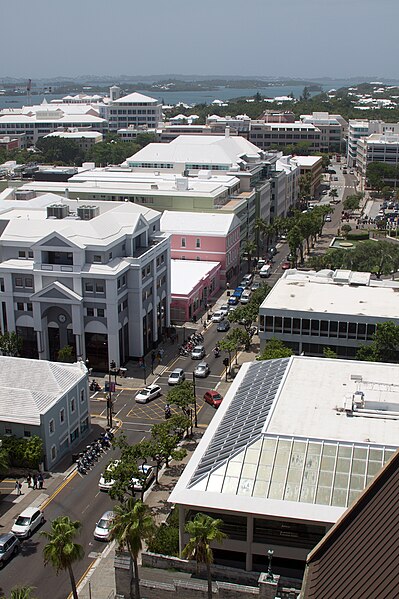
[
  {"x1": 130, "y1": 464, "x2": 155, "y2": 492},
  {"x1": 325, "y1": 215, "x2": 332, "y2": 222},
  {"x1": 191, "y1": 345, "x2": 205, "y2": 360},
  {"x1": 99, "y1": 460, "x2": 121, "y2": 491},
  {"x1": 219, "y1": 304, "x2": 230, "y2": 316},
  {"x1": 211, "y1": 311, "x2": 224, "y2": 323},
  {"x1": 11, "y1": 507, "x2": 44, "y2": 539},
  {"x1": 135, "y1": 384, "x2": 162, "y2": 404},
  {"x1": 194, "y1": 361, "x2": 210, "y2": 378},
  {"x1": 168, "y1": 368, "x2": 185, "y2": 385},
  {"x1": 94, "y1": 510, "x2": 114, "y2": 541}
]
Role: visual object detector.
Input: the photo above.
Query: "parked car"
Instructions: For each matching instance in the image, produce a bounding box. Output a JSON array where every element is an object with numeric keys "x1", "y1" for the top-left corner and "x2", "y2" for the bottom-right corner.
[
  {"x1": 168, "y1": 368, "x2": 185, "y2": 385},
  {"x1": 0, "y1": 533, "x2": 20, "y2": 568},
  {"x1": 191, "y1": 345, "x2": 205, "y2": 359},
  {"x1": 211, "y1": 311, "x2": 225, "y2": 323},
  {"x1": 281, "y1": 262, "x2": 291, "y2": 270},
  {"x1": 11, "y1": 507, "x2": 44, "y2": 539},
  {"x1": 268, "y1": 247, "x2": 277, "y2": 256},
  {"x1": 259, "y1": 264, "x2": 271, "y2": 278},
  {"x1": 257, "y1": 259, "x2": 267, "y2": 270},
  {"x1": 325, "y1": 215, "x2": 332, "y2": 222},
  {"x1": 204, "y1": 390, "x2": 223, "y2": 408},
  {"x1": 228, "y1": 295, "x2": 239, "y2": 306},
  {"x1": 217, "y1": 320, "x2": 230, "y2": 332},
  {"x1": 240, "y1": 290, "x2": 251, "y2": 304},
  {"x1": 251, "y1": 282, "x2": 261, "y2": 292},
  {"x1": 135, "y1": 384, "x2": 162, "y2": 404},
  {"x1": 130, "y1": 464, "x2": 155, "y2": 492},
  {"x1": 219, "y1": 304, "x2": 230, "y2": 316},
  {"x1": 94, "y1": 511, "x2": 114, "y2": 541},
  {"x1": 242, "y1": 273, "x2": 253, "y2": 284},
  {"x1": 99, "y1": 460, "x2": 121, "y2": 491},
  {"x1": 194, "y1": 361, "x2": 210, "y2": 378}
]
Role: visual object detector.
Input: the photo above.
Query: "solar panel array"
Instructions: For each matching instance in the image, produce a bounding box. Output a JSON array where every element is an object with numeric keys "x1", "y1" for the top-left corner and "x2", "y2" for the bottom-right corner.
[{"x1": 189, "y1": 358, "x2": 290, "y2": 487}]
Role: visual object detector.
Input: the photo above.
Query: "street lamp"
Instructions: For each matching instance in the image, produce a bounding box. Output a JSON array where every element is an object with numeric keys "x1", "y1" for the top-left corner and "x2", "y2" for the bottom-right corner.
[
  {"x1": 191, "y1": 372, "x2": 198, "y2": 427},
  {"x1": 266, "y1": 549, "x2": 274, "y2": 582}
]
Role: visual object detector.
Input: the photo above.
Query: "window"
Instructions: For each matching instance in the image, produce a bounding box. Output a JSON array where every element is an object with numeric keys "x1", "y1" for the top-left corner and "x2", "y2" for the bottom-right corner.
[
  {"x1": 5, "y1": 427, "x2": 12, "y2": 435},
  {"x1": 25, "y1": 278, "x2": 33, "y2": 288},
  {"x1": 28, "y1": 250, "x2": 34, "y2": 259},
  {"x1": 60, "y1": 408, "x2": 65, "y2": 424},
  {"x1": 196, "y1": 238, "x2": 201, "y2": 248},
  {"x1": 95, "y1": 282, "x2": 104, "y2": 293},
  {"x1": 80, "y1": 389, "x2": 85, "y2": 403},
  {"x1": 86, "y1": 308, "x2": 94, "y2": 317},
  {"x1": 70, "y1": 428, "x2": 79, "y2": 443},
  {"x1": 71, "y1": 398, "x2": 76, "y2": 413},
  {"x1": 16, "y1": 302, "x2": 24, "y2": 311},
  {"x1": 49, "y1": 419, "x2": 55, "y2": 435},
  {"x1": 85, "y1": 282, "x2": 94, "y2": 292},
  {"x1": 93, "y1": 255, "x2": 102, "y2": 263},
  {"x1": 18, "y1": 250, "x2": 26, "y2": 259},
  {"x1": 27, "y1": 303, "x2": 33, "y2": 312},
  {"x1": 51, "y1": 445, "x2": 56, "y2": 461},
  {"x1": 196, "y1": 256, "x2": 201, "y2": 261},
  {"x1": 181, "y1": 238, "x2": 186, "y2": 248},
  {"x1": 24, "y1": 430, "x2": 31, "y2": 438},
  {"x1": 97, "y1": 308, "x2": 105, "y2": 317},
  {"x1": 109, "y1": 252, "x2": 113, "y2": 260},
  {"x1": 15, "y1": 277, "x2": 23, "y2": 287}
]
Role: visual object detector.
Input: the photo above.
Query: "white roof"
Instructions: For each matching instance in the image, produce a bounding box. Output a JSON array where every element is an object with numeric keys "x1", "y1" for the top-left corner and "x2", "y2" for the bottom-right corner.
[
  {"x1": 291, "y1": 155, "x2": 322, "y2": 167},
  {"x1": 0, "y1": 113, "x2": 105, "y2": 125},
  {"x1": 0, "y1": 194, "x2": 160, "y2": 248},
  {"x1": 0, "y1": 357, "x2": 86, "y2": 425},
  {"x1": 127, "y1": 135, "x2": 264, "y2": 167},
  {"x1": 260, "y1": 269, "x2": 399, "y2": 320},
  {"x1": 170, "y1": 356, "x2": 399, "y2": 525},
  {"x1": 45, "y1": 131, "x2": 103, "y2": 139},
  {"x1": 112, "y1": 92, "x2": 159, "y2": 104},
  {"x1": 171, "y1": 259, "x2": 220, "y2": 296},
  {"x1": 161, "y1": 210, "x2": 240, "y2": 236}
]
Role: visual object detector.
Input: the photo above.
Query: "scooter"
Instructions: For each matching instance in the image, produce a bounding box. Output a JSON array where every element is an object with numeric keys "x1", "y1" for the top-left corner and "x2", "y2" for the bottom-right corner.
[{"x1": 214, "y1": 347, "x2": 221, "y2": 358}]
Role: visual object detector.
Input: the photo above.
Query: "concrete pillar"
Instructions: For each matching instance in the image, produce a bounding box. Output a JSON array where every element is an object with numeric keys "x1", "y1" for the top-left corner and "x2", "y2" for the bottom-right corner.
[
  {"x1": 258, "y1": 573, "x2": 280, "y2": 599},
  {"x1": 246, "y1": 515, "x2": 253, "y2": 571},
  {"x1": 178, "y1": 505, "x2": 185, "y2": 555}
]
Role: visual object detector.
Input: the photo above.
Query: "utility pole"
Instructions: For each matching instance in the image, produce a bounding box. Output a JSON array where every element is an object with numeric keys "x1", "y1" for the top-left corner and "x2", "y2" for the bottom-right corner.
[{"x1": 192, "y1": 372, "x2": 198, "y2": 427}]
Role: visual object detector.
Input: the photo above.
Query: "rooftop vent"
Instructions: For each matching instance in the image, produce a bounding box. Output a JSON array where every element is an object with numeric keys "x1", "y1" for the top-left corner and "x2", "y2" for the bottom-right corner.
[
  {"x1": 46, "y1": 204, "x2": 69, "y2": 219},
  {"x1": 77, "y1": 205, "x2": 99, "y2": 220}
]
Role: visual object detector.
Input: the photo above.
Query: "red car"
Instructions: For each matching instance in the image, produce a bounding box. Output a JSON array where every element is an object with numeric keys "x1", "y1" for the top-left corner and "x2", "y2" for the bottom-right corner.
[
  {"x1": 204, "y1": 390, "x2": 223, "y2": 408},
  {"x1": 281, "y1": 261, "x2": 291, "y2": 270}
]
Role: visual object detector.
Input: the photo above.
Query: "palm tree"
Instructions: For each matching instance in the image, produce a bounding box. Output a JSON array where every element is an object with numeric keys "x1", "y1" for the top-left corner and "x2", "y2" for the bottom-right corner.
[
  {"x1": 9, "y1": 588, "x2": 36, "y2": 599},
  {"x1": 242, "y1": 240, "x2": 257, "y2": 273},
  {"x1": 182, "y1": 513, "x2": 227, "y2": 599},
  {"x1": 254, "y1": 218, "x2": 266, "y2": 258},
  {"x1": 41, "y1": 516, "x2": 84, "y2": 599},
  {"x1": 110, "y1": 498, "x2": 154, "y2": 599},
  {"x1": 329, "y1": 188, "x2": 339, "y2": 202}
]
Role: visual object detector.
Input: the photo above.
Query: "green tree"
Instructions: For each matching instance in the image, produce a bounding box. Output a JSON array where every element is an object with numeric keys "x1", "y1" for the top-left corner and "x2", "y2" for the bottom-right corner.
[
  {"x1": 329, "y1": 188, "x2": 339, "y2": 202},
  {"x1": 287, "y1": 225, "x2": 303, "y2": 265},
  {"x1": 323, "y1": 347, "x2": 338, "y2": 359},
  {"x1": 299, "y1": 172, "x2": 313, "y2": 205},
  {"x1": 357, "y1": 321, "x2": 399, "y2": 363},
  {"x1": 57, "y1": 345, "x2": 75, "y2": 363},
  {"x1": 9, "y1": 588, "x2": 37, "y2": 599},
  {"x1": 23, "y1": 435, "x2": 44, "y2": 469},
  {"x1": 242, "y1": 240, "x2": 257, "y2": 273},
  {"x1": 110, "y1": 498, "x2": 155, "y2": 599},
  {"x1": 0, "y1": 331, "x2": 23, "y2": 356},
  {"x1": 257, "y1": 338, "x2": 293, "y2": 361},
  {"x1": 41, "y1": 516, "x2": 84, "y2": 599},
  {"x1": 150, "y1": 415, "x2": 188, "y2": 468},
  {"x1": 343, "y1": 194, "x2": 361, "y2": 211},
  {"x1": 301, "y1": 86, "x2": 311, "y2": 101},
  {"x1": 341, "y1": 224, "x2": 352, "y2": 239},
  {"x1": 182, "y1": 513, "x2": 227, "y2": 599},
  {"x1": 0, "y1": 444, "x2": 9, "y2": 473},
  {"x1": 35, "y1": 137, "x2": 84, "y2": 165}
]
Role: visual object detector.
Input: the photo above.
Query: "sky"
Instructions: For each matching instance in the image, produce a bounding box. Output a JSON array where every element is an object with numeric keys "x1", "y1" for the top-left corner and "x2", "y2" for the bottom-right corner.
[{"x1": 1, "y1": 0, "x2": 398, "y2": 81}]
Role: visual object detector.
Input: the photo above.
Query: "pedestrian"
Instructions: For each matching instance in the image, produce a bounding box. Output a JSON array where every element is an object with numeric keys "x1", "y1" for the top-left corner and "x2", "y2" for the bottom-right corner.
[
  {"x1": 15, "y1": 480, "x2": 22, "y2": 496},
  {"x1": 32, "y1": 474, "x2": 37, "y2": 490},
  {"x1": 26, "y1": 473, "x2": 31, "y2": 488},
  {"x1": 37, "y1": 473, "x2": 44, "y2": 490},
  {"x1": 159, "y1": 348, "x2": 164, "y2": 361}
]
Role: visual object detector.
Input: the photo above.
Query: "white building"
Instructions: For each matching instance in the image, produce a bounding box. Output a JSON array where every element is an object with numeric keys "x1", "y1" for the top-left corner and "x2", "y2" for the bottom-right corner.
[
  {"x1": 101, "y1": 87, "x2": 162, "y2": 131},
  {"x1": 0, "y1": 193, "x2": 170, "y2": 370},
  {"x1": 357, "y1": 133, "x2": 399, "y2": 177},
  {"x1": 44, "y1": 130, "x2": 103, "y2": 151},
  {"x1": 300, "y1": 112, "x2": 346, "y2": 152},
  {"x1": 170, "y1": 356, "x2": 398, "y2": 574},
  {"x1": 259, "y1": 268, "x2": 399, "y2": 358},
  {"x1": 249, "y1": 122, "x2": 321, "y2": 152},
  {"x1": 347, "y1": 119, "x2": 399, "y2": 167},
  {"x1": 0, "y1": 356, "x2": 90, "y2": 468}
]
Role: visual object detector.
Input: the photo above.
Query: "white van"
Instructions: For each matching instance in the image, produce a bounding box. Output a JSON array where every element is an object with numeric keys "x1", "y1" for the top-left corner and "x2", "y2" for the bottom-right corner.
[
  {"x1": 259, "y1": 264, "x2": 272, "y2": 278},
  {"x1": 240, "y1": 290, "x2": 252, "y2": 304}
]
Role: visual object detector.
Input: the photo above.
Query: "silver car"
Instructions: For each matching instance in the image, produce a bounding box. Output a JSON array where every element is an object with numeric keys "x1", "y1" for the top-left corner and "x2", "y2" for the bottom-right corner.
[
  {"x1": 0, "y1": 533, "x2": 20, "y2": 568},
  {"x1": 194, "y1": 361, "x2": 210, "y2": 378},
  {"x1": 191, "y1": 345, "x2": 206, "y2": 359},
  {"x1": 94, "y1": 511, "x2": 114, "y2": 541},
  {"x1": 168, "y1": 368, "x2": 185, "y2": 385}
]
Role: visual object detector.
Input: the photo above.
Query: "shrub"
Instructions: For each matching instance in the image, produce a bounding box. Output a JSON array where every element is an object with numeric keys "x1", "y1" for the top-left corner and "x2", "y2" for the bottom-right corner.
[
  {"x1": 147, "y1": 508, "x2": 180, "y2": 557},
  {"x1": 346, "y1": 232, "x2": 370, "y2": 241}
]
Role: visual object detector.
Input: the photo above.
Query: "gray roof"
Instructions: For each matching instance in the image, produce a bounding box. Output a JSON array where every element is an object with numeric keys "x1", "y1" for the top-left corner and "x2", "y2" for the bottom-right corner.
[{"x1": 0, "y1": 357, "x2": 87, "y2": 425}]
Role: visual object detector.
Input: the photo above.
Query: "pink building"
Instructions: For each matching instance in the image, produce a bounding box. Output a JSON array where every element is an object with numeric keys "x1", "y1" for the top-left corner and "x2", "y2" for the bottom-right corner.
[
  {"x1": 160, "y1": 211, "x2": 241, "y2": 283},
  {"x1": 170, "y1": 260, "x2": 221, "y2": 323}
]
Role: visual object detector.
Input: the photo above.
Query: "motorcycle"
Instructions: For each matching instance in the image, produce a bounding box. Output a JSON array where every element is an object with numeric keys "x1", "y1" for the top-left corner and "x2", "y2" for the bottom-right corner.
[
  {"x1": 164, "y1": 406, "x2": 171, "y2": 420},
  {"x1": 90, "y1": 380, "x2": 101, "y2": 392},
  {"x1": 214, "y1": 347, "x2": 221, "y2": 358}
]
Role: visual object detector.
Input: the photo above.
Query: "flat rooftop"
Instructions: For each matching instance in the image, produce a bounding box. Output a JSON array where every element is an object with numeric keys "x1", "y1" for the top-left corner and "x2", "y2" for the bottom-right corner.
[
  {"x1": 260, "y1": 269, "x2": 399, "y2": 320},
  {"x1": 171, "y1": 259, "x2": 220, "y2": 296},
  {"x1": 170, "y1": 356, "x2": 399, "y2": 525}
]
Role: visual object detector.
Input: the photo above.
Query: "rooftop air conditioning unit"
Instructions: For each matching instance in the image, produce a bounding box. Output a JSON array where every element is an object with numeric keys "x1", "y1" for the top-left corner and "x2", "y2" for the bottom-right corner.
[
  {"x1": 46, "y1": 204, "x2": 69, "y2": 219},
  {"x1": 77, "y1": 205, "x2": 99, "y2": 220}
]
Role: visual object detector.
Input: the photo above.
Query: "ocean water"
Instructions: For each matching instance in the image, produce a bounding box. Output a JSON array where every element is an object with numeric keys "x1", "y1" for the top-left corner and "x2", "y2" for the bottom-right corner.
[{"x1": 0, "y1": 81, "x2": 349, "y2": 110}]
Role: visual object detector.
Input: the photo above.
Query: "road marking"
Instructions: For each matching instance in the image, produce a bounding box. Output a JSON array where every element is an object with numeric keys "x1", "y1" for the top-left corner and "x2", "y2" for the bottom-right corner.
[
  {"x1": 115, "y1": 403, "x2": 127, "y2": 417},
  {"x1": 40, "y1": 469, "x2": 78, "y2": 511}
]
